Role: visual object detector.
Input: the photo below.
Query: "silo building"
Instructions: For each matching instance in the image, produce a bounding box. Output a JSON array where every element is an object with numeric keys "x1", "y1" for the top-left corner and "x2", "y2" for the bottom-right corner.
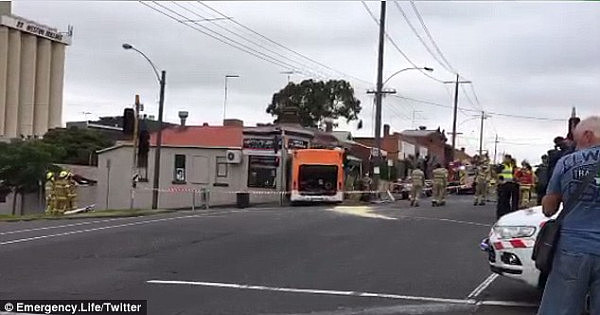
[{"x1": 0, "y1": 2, "x2": 72, "y2": 139}]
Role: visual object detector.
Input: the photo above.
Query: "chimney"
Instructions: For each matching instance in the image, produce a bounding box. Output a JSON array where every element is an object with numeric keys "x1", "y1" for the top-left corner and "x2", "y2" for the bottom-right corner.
[
  {"x1": 324, "y1": 118, "x2": 334, "y2": 133},
  {"x1": 383, "y1": 124, "x2": 390, "y2": 137},
  {"x1": 418, "y1": 126, "x2": 427, "y2": 131},
  {"x1": 178, "y1": 111, "x2": 189, "y2": 126},
  {"x1": 223, "y1": 119, "x2": 243, "y2": 127},
  {"x1": 202, "y1": 122, "x2": 209, "y2": 127}
]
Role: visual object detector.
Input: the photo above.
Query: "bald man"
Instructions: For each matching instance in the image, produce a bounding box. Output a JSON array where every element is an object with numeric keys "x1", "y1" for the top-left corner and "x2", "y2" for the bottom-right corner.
[{"x1": 538, "y1": 116, "x2": 600, "y2": 315}]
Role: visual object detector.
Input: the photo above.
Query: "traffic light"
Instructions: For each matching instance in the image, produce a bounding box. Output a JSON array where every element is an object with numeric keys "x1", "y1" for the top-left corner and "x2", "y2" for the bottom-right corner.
[
  {"x1": 123, "y1": 108, "x2": 134, "y2": 135},
  {"x1": 138, "y1": 129, "x2": 150, "y2": 167}
]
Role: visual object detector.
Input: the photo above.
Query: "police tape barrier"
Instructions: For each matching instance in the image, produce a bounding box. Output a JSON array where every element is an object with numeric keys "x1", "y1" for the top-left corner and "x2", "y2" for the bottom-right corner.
[{"x1": 135, "y1": 187, "x2": 402, "y2": 195}]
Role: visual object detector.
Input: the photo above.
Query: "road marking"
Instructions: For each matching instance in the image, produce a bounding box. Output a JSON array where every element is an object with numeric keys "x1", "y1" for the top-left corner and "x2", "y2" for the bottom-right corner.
[
  {"x1": 0, "y1": 215, "x2": 199, "y2": 246},
  {"x1": 477, "y1": 300, "x2": 538, "y2": 307},
  {"x1": 0, "y1": 216, "x2": 135, "y2": 235},
  {"x1": 467, "y1": 273, "x2": 499, "y2": 299},
  {"x1": 147, "y1": 280, "x2": 474, "y2": 305},
  {"x1": 329, "y1": 206, "x2": 398, "y2": 220},
  {"x1": 396, "y1": 215, "x2": 492, "y2": 227}
]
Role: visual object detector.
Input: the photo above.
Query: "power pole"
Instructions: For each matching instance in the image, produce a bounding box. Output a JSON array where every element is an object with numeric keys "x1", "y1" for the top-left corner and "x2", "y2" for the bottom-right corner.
[
  {"x1": 443, "y1": 75, "x2": 471, "y2": 162},
  {"x1": 493, "y1": 134, "x2": 499, "y2": 164},
  {"x1": 151, "y1": 70, "x2": 166, "y2": 210},
  {"x1": 478, "y1": 111, "x2": 490, "y2": 156},
  {"x1": 130, "y1": 95, "x2": 141, "y2": 209},
  {"x1": 373, "y1": 0, "x2": 387, "y2": 188}
]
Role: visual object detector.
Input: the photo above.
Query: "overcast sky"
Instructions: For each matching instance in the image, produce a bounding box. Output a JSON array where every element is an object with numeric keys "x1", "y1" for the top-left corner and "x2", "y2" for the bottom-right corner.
[{"x1": 11, "y1": 0, "x2": 600, "y2": 164}]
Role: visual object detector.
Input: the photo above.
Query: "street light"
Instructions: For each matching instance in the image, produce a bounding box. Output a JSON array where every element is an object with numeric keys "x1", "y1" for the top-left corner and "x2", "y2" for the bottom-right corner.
[
  {"x1": 280, "y1": 70, "x2": 295, "y2": 83},
  {"x1": 123, "y1": 43, "x2": 166, "y2": 210},
  {"x1": 223, "y1": 74, "x2": 240, "y2": 121},
  {"x1": 382, "y1": 67, "x2": 433, "y2": 87}
]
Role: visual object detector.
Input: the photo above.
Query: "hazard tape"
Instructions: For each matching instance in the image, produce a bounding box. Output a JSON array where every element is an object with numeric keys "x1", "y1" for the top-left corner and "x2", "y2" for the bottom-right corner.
[
  {"x1": 492, "y1": 239, "x2": 535, "y2": 250},
  {"x1": 136, "y1": 187, "x2": 393, "y2": 195}
]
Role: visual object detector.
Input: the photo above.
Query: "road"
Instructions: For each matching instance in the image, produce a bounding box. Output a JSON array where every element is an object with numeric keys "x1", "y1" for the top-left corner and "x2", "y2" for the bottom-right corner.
[{"x1": 0, "y1": 196, "x2": 541, "y2": 315}]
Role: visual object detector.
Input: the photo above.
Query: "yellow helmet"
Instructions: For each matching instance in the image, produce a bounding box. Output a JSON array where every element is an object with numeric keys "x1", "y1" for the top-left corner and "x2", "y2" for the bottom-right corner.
[
  {"x1": 46, "y1": 172, "x2": 54, "y2": 180},
  {"x1": 59, "y1": 171, "x2": 68, "y2": 178}
]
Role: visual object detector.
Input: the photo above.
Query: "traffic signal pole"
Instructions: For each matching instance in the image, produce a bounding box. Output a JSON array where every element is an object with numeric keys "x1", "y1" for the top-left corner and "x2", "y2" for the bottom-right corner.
[{"x1": 130, "y1": 94, "x2": 140, "y2": 209}]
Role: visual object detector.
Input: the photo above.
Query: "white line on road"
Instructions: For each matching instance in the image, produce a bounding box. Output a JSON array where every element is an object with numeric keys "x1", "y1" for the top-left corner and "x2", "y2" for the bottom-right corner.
[
  {"x1": 0, "y1": 215, "x2": 199, "y2": 246},
  {"x1": 397, "y1": 215, "x2": 492, "y2": 227},
  {"x1": 0, "y1": 216, "x2": 134, "y2": 235},
  {"x1": 147, "y1": 280, "x2": 475, "y2": 305},
  {"x1": 467, "y1": 273, "x2": 499, "y2": 299},
  {"x1": 477, "y1": 300, "x2": 538, "y2": 307}
]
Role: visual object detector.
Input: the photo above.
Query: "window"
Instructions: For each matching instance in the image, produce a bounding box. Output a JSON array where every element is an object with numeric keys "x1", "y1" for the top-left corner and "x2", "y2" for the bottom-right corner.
[
  {"x1": 173, "y1": 154, "x2": 186, "y2": 183},
  {"x1": 247, "y1": 155, "x2": 277, "y2": 189},
  {"x1": 216, "y1": 157, "x2": 228, "y2": 178}
]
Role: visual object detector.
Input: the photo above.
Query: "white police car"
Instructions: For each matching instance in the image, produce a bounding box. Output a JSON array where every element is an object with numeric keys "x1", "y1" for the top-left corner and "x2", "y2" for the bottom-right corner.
[{"x1": 481, "y1": 205, "x2": 559, "y2": 289}]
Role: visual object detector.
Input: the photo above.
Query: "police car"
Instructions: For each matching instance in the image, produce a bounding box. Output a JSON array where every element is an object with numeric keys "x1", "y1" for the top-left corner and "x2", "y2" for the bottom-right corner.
[{"x1": 481, "y1": 205, "x2": 559, "y2": 289}]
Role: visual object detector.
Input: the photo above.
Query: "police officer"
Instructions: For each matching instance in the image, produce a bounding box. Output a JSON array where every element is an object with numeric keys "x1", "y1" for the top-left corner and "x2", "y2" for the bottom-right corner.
[
  {"x1": 44, "y1": 172, "x2": 55, "y2": 214},
  {"x1": 496, "y1": 155, "x2": 519, "y2": 218},
  {"x1": 410, "y1": 166, "x2": 425, "y2": 207},
  {"x1": 431, "y1": 164, "x2": 448, "y2": 206},
  {"x1": 474, "y1": 161, "x2": 490, "y2": 206}
]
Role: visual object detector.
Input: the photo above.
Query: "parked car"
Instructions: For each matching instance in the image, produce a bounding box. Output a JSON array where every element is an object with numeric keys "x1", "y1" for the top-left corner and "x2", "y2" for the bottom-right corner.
[{"x1": 480, "y1": 205, "x2": 559, "y2": 289}]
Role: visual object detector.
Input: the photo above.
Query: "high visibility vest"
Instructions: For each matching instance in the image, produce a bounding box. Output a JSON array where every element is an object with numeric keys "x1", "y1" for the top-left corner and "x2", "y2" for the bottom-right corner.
[{"x1": 501, "y1": 163, "x2": 514, "y2": 181}]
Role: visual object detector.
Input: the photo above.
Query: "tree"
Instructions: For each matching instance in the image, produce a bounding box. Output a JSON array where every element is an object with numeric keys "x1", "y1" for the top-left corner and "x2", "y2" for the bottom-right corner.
[
  {"x1": 266, "y1": 79, "x2": 362, "y2": 128},
  {"x1": 0, "y1": 140, "x2": 63, "y2": 215},
  {"x1": 42, "y1": 127, "x2": 115, "y2": 165}
]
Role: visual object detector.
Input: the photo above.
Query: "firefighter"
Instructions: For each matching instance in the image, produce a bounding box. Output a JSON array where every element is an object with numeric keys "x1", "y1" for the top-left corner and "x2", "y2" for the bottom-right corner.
[
  {"x1": 44, "y1": 172, "x2": 55, "y2": 214},
  {"x1": 516, "y1": 161, "x2": 534, "y2": 209},
  {"x1": 474, "y1": 160, "x2": 490, "y2": 206},
  {"x1": 431, "y1": 164, "x2": 448, "y2": 206},
  {"x1": 66, "y1": 172, "x2": 77, "y2": 211},
  {"x1": 53, "y1": 171, "x2": 69, "y2": 214},
  {"x1": 409, "y1": 166, "x2": 425, "y2": 207}
]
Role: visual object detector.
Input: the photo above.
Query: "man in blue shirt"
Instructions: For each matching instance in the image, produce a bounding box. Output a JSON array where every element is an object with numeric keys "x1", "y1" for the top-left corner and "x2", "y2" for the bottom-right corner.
[{"x1": 538, "y1": 116, "x2": 600, "y2": 315}]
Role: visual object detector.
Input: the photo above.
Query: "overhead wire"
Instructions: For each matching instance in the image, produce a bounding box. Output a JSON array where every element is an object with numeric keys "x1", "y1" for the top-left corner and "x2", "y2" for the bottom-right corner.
[
  {"x1": 392, "y1": 1, "x2": 454, "y2": 74},
  {"x1": 195, "y1": 1, "x2": 374, "y2": 87},
  {"x1": 141, "y1": 2, "x2": 305, "y2": 75},
  {"x1": 409, "y1": 0, "x2": 456, "y2": 73},
  {"x1": 360, "y1": 1, "x2": 448, "y2": 84},
  {"x1": 171, "y1": 1, "x2": 331, "y2": 80}
]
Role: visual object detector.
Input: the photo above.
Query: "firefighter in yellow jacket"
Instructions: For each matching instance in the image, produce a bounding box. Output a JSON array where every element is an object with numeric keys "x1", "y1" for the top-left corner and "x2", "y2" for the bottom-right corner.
[
  {"x1": 66, "y1": 172, "x2": 77, "y2": 211},
  {"x1": 474, "y1": 162, "x2": 490, "y2": 206},
  {"x1": 44, "y1": 171, "x2": 55, "y2": 214},
  {"x1": 431, "y1": 164, "x2": 448, "y2": 207},
  {"x1": 53, "y1": 171, "x2": 69, "y2": 214},
  {"x1": 410, "y1": 167, "x2": 425, "y2": 207}
]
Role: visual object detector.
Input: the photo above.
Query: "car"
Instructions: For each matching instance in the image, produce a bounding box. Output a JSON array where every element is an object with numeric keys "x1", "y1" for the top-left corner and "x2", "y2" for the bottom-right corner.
[{"x1": 480, "y1": 205, "x2": 559, "y2": 289}]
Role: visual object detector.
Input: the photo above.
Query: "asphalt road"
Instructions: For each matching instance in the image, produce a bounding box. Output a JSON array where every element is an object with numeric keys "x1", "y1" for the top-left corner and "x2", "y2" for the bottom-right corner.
[{"x1": 0, "y1": 196, "x2": 541, "y2": 315}]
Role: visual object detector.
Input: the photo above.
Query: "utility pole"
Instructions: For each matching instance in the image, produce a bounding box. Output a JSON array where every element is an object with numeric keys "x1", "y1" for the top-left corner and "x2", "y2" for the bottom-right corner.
[
  {"x1": 443, "y1": 75, "x2": 471, "y2": 162},
  {"x1": 493, "y1": 134, "x2": 499, "y2": 164},
  {"x1": 373, "y1": 0, "x2": 387, "y2": 189},
  {"x1": 130, "y1": 95, "x2": 141, "y2": 209},
  {"x1": 151, "y1": 70, "x2": 166, "y2": 210},
  {"x1": 411, "y1": 110, "x2": 423, "y2": 129},
  {"x1": 478, "y1": 111, "x2": 490, "y2": 156}
]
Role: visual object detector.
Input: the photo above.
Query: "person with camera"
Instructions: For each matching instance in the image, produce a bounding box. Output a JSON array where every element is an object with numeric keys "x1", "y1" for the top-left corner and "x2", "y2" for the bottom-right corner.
[{"x1": 537, "y1": 116, "x2": 600, "y2": 314}]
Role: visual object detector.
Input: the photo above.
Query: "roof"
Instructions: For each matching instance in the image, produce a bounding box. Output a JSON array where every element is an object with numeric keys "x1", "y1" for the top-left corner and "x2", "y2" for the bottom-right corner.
[
  {"x1": 400, "y1": 130, "x2": 438, "y2": 137},
  {"x1": 150, "y1": 125, "x2": 243, "y2": 147}
]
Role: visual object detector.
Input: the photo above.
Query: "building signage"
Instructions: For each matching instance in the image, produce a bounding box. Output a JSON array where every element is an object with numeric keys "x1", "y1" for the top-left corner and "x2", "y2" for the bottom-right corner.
[
  {"x1": 287, "y1": 138, "x2": 309, "y2": 149},
  {"x1": 0, "y1": 15, "x2": 71, "y2": 45},
  {"x1": 243, "y1": 138, "x2": 276, "y2": 150}
]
